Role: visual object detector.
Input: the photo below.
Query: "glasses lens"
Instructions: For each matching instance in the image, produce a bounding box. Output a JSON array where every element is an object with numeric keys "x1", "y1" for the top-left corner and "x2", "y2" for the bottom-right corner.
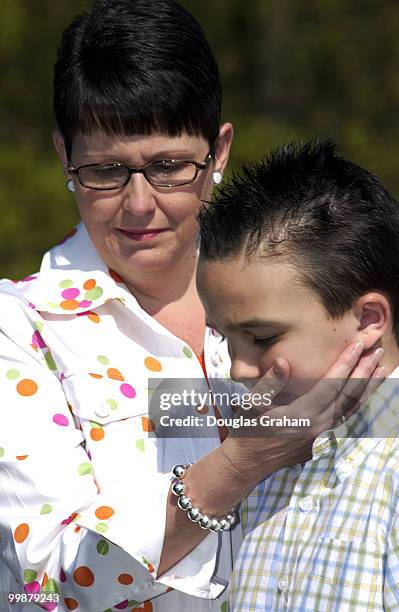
[
  {"x1": 78, "y1": 164, "x2": 129, "y2": 189},
  {"x1": 146, "y1": 161, "x2": 197, "y2": 186}
]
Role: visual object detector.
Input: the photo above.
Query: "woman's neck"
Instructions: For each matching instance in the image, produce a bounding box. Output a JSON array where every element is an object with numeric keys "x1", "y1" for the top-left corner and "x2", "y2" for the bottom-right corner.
[{"x1": 123, "y1": 246, "x2": 199, "y2": 314}]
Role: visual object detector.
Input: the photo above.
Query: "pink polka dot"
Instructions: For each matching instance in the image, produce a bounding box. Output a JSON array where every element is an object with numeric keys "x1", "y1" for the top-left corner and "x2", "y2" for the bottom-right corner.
[
  {"x1": 53, "y1": 414, "x2": 69, "y2": 427},
  {"x1": 120, "y1": 383, "x2": 136, "y2": 398},
  {"x1": 24, "y1": 581, "x2": 41, "y2": 595},
  {"x1": 115, "y1": 601, "x2": 129, "y2": 610},
  {"x1": 42, "y1": 602, "x2": 58, "y2": 611},
  {"x1": 22, "y1": 275, "x2": 37, "y2": 282},
  {"x1": 32, "y1": 331, "x2": 46, "y2": 349},
  {"x1": 79, "y1": 300, "x2": 92, "y2": 308},
  {"x1": 60, "y1": 567, "x2": 66, "y2": 583},
  {"x1": 28, "y1": 302, "x2": 36, "y2": 309},
  {"x1": 61, "y1": 288, "x2": 80, "y2": 300}
]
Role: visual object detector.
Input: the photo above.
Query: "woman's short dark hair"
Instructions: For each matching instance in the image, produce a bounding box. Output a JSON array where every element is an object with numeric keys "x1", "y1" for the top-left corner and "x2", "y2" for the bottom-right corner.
[
  {"x1": 54, "y1": 0, "x2": 222, "y2": 156},
  {"x1": 198, "y1": 138, "x2": 399, "y2": 342}
]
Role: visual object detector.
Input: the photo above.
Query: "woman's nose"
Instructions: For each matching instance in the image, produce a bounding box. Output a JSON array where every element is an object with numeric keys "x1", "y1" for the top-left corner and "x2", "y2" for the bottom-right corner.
[{"x1": 121, "y1": 172, "x2": 157, "y2": 215}]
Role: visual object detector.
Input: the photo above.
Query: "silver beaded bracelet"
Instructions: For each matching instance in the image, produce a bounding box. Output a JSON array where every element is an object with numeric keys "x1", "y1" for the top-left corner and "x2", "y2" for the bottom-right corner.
[{"x1": 171, "y1": 464, "x2": 238, "y2": 532}]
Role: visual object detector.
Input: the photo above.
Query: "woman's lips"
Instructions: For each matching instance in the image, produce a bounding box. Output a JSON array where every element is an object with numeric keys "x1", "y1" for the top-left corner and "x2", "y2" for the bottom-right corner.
[{"x1": 116, "y1": 228, "x2": 168, "y2": 242}]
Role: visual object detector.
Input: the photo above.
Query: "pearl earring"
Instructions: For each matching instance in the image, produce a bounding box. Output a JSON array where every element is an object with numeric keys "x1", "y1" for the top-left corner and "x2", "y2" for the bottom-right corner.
[
  {"x1": 66, "y1": 178, "x2": 75, "y2": 192},
  {"x1": 213, "y1": 171, "x2": 223, "y2": 185}
]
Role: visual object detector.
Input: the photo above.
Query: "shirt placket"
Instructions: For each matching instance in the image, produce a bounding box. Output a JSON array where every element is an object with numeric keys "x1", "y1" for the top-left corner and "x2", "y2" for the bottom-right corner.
[{"x1": 275, "y1": 450, "x2": 336, "y2": 610}]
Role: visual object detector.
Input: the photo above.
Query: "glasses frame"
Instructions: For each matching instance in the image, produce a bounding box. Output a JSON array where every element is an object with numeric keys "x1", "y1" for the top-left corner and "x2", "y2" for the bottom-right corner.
[{"x1": 67, "y1": 150, "x2": 215, "y2": 190}]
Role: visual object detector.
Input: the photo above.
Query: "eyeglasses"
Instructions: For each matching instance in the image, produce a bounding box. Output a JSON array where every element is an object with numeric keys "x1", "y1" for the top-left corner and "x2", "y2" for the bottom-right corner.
[{"x1": 68, "y1": 151, "x2": 214, "y2": 190}]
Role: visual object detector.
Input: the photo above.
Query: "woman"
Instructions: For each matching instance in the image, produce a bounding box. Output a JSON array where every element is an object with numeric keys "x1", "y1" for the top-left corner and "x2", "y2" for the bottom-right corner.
[{"x1": 0, "y1": 1, "x2": 381, "y2": 611}]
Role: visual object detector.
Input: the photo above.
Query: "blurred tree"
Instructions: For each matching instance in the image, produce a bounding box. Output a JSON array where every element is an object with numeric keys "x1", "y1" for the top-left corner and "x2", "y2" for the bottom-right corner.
[{"x1": 1, "y1": 0, "x2": 399, "y2": 277}]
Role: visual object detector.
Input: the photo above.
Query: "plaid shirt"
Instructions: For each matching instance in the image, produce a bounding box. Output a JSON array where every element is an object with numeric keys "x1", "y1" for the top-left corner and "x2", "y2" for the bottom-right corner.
[{"x1": 229, "y1": 372, "x2": 399, "y2": 611}]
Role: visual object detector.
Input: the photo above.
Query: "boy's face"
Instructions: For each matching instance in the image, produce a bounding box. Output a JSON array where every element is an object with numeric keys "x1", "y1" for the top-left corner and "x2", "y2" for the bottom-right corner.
[{"x1": 197, "y1": 255, "x2": 359, "y2": 387}]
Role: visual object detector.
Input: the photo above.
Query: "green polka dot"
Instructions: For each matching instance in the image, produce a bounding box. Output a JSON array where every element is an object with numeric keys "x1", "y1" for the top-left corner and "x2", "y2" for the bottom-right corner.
[
  {"x1": 0, "y1": 448, "x2": 4, "y2": 458},
  {"x1": 97, "y1": 355, "x2": 109, "y2": 365},
  {"x1": 42, "y1": 578, "x2": 59, "y2": 594},
  {"x1": 44, "y1": 351, "x2": 57, "y2": 371},
  {"x1": 103, "y1": 609, "x2": 113, "y2": 612},
  {"x1": 136, "y1": 439, "x2": 145, "y2": 452},
  {"x1": 34, "y1": 321, "x2": 44, "y2": 332},
  {"x1": 6, "y1": 369, "x2": 19, "y2": 380},
  {"x1": 183, "y1": 346, "x2": 193, "y2": 358},
  {"x1": 106, "y1": 398, "x2": 118, "y2": 410},
  {"x1": 221, "y1": 602, "x2": 229, "y2": 612},
  {"x1": 84, "y1": 287, "x2": 103, "y2": 301},
  {"x1": 24, "y1": 569, "x2": 37, "y2": 582},
  {"x1": 40, "y1": 504, "x2": 52, "y2": 515},
  {"x1": 96, "y1": 539, "x2": 109, "y2": 555},
  {"x1": 128, "y1": 603, "x2": 140, "y2": 608},
  {"x1": 59, "y1": 279, "x2": 73, "y2": 288},
  {"x1": 95, "y1": 522, "x2": 109, "y2": 534},
  {"x1": 78, "y1": 462, "x2": 94, "y2": 476},
  {"x1": 90, "y1": 420, "x2": 103, "y2": 428},
  {"x1": 47, "y1": 302, "x2": 58, "y2": 310}
]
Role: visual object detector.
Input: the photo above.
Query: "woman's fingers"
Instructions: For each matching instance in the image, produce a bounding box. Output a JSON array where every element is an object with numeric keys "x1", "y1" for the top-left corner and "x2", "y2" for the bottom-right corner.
[
  {"x1": 323, "y1": 340, "x2": 365, "y2": 379},
  {"x1": 335, "y1": 347, "x2": 385, "y2": 420}
]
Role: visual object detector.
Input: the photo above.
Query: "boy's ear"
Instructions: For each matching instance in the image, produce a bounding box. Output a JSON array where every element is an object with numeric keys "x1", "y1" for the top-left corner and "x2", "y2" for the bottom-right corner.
[{"x1": 354, "y1": 292, "x2": 391, "y2": 349}]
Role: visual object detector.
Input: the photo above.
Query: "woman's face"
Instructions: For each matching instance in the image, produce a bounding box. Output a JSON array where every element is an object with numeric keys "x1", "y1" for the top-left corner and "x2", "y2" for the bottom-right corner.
[{"x1": 54, "y1": 127, "x2": 233, "y2": 280}]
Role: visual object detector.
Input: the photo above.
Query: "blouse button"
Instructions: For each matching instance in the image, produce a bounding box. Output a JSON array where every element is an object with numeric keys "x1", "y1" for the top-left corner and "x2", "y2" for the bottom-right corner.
[{"x1": 95, "y1": 404, "x2": 110, "y2": 418}]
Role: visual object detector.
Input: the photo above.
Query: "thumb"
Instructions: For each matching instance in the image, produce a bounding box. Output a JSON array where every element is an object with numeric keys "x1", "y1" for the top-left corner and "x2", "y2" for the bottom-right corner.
[{"x1": 250, "y1": 357, "x2": 291, "y2": 407}]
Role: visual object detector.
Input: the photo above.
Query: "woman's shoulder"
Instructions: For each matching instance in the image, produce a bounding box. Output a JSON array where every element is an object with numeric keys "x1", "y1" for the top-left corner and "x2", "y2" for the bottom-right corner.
[{"x1": 0, "y1": 276, "x2": 41, "y2": 328}]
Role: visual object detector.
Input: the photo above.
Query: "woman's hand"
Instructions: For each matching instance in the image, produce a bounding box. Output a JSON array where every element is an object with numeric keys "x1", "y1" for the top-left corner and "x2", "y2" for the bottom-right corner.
[
  {"x1": 159, "y1": 340, "x2": 385, "y2": 575},
  {"x1": 219, "y1": 340, "x2": 385, "y2": 487}
]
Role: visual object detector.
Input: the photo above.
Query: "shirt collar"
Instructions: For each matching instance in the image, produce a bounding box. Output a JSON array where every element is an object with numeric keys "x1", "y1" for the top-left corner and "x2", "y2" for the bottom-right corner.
[
  {"x1": 312, "y1": 365, "x2": 399, "y2": 478},
  {"x1": 17, "y1": 222, "x2": 126, "y2": 314}
]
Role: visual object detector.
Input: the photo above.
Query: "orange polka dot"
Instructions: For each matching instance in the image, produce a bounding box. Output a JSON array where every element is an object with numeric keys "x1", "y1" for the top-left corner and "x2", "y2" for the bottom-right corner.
[
  {"x1": 14, "y1": 523, "x2": 29, "y2": 543},
  {"x1": 83, "y1": 279, "x2": 96, "y2": 290},
  {"x1": 41, "y1": 572, "x2": 48, "y2": 587},
  {"x1": 144, "y1": 357, "x2": 162, "y2": 372},
  {"x1": 148, "y1": 563, "x2": 155, "y2": 574},
  {"x1": 60, "y1": 300, "x2": 80, "y2": 311},
  {"x1": 109, "y1": 268, "x2": 124, "y2": 283},
  {"x1": 64, "y1": 597, "x2": 79, "y2": 610},
  {"x1": 16, "y1": 455, "x2": 28, "y2": 460},
  {"x1": 107, "y1": 368, "x2": 125, "y2": 381},
  {"x1": 141, "y1": 417, "x2": 155, "y2": 433},
  {"x1": 74, "y1": 525, "x2": 81, "y2": 533},
  {"x1": 73, "y1": 566, "x2": 95, "y2": 587},
  {"x1": 90, "y1": 428, "x2": 105, "y2": 441},
  {"x1": 16, "y1": 379, "x2": 38, "y2": 396},
  {"x1": 95, "y1": 506, "x2": 115, "y2": 520},
  {"x1": 118, "y1": 573, "x2": 134, "y2": 585},
  {"x1": 89, "y1": 373, "x2": 103, "y2": 379},
  {"x1": 87, "y1": 312, "x2": 101, "y2": 323}
]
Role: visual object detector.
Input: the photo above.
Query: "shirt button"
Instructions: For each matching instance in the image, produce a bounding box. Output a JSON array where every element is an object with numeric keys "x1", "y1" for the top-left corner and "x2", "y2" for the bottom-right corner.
[
  {"x1": 339, "y1": 461, "x2": 353, "y2": 476},
  {"x1": 278, "y1": 579, "x2": 287, "y2": 591},
  {"x1": 298, "y1": 496, "x2": 313, "y2": 512},
  {"x1": 95, "y1": 404, "x2": 110, "y2": 418}
]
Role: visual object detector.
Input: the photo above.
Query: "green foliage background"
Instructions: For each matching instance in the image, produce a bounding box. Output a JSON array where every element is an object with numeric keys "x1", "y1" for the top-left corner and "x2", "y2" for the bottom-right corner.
[{"x1": 2, "y1": 0, "x2": 399, "y2": 278}]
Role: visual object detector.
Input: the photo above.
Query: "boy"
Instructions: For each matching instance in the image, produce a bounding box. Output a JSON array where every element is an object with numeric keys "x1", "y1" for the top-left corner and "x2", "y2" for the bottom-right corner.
[{"x1": 197, "y1": 139, "x2": 399, "y2": 610}]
